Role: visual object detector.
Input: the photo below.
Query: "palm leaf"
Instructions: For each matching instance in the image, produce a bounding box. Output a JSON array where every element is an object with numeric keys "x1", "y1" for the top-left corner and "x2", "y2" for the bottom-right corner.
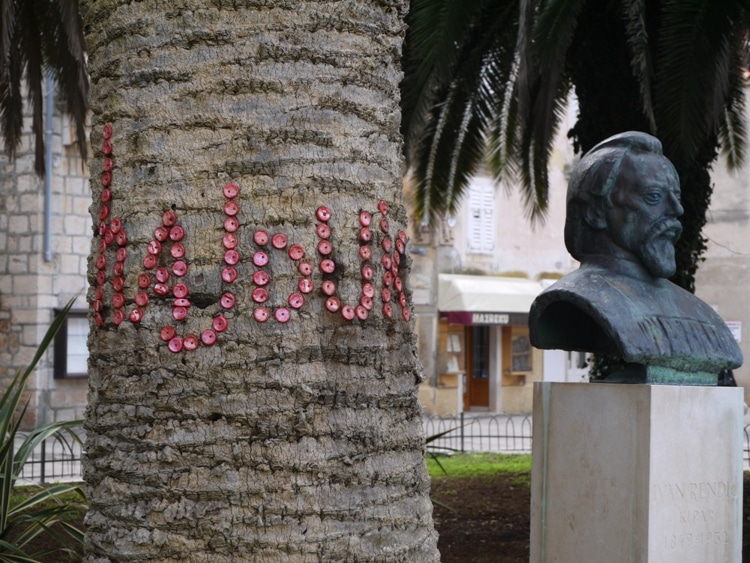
[
  {"x1": 717, "y1": 31, "x2": 747, "y2": 171},
  {"x1": 402, "y1": 0, "x2": 497, "y2": 153},
  {"x1": 42, "y1": 0, "x2": 89, "y2": 166},
  {"x1": 620, "y1": 0, "x2": 657, "y2": 133},
  {"x1": 654, "y1": 0, "x2": 744, "y2": 162},
  {"x1": 517, "y1": 0, "x2": 584, "y2": 218},
  {"x1": 519, "y1": 77, "x2": 570, "y2": 220},
  {"x1": 18, "y1": 0, "x2": 44, "y2": 175},
  {"x1": 0, "y1": 0, "x2": 13, "y2": 82},
  {"x1": 405, "y1": 1, "x2": 519, "y2": 222},
  {"x1": 0, "y1": 0, "x2": 88, "y2": 178},
  {"x1": 486, "y1": 53, "x2": 521, "y2": 188}
]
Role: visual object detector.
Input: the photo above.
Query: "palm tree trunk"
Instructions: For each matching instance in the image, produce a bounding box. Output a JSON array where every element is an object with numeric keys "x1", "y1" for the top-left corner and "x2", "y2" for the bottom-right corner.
[{"x1": 79, "y1": 1, "x2": 439, "y2": 560}]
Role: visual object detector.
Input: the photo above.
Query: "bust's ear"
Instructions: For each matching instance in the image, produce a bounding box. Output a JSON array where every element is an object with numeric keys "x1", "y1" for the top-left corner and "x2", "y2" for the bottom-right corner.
[{"x1": 584, "y1": 202, "x2": 608, "y2": 230}]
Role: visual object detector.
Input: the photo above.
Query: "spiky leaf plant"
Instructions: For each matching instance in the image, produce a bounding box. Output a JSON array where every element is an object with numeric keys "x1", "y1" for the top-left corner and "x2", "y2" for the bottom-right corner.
[{"x1": 0, "y1": 299, "x2": 86, "y2": 562}]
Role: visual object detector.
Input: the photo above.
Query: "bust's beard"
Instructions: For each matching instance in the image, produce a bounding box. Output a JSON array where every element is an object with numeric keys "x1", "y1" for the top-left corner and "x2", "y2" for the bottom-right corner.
[
  {"x1": 640, "y1": 239, "x2": 676, "y2": 278},
  {"x1": 638, "y1": 220, "x2": 682, "y2": 279}
]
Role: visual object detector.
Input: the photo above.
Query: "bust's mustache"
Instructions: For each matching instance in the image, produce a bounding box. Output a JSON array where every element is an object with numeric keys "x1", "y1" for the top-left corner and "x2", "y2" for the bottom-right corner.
[{"x1": 647, "y1": 218, "x2": 682, "y2": 243}]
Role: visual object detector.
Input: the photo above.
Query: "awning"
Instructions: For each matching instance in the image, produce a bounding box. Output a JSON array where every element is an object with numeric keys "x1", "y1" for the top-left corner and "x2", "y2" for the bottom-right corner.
[{"x1": 438, "y1": 274, "x2": 547, "y2": 325}]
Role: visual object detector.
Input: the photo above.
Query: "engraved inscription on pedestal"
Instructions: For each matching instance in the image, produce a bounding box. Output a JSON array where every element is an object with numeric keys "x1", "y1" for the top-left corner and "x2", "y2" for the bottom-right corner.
[{"x1": 650, "y1": 480, "x2": 739, "y2": 559}]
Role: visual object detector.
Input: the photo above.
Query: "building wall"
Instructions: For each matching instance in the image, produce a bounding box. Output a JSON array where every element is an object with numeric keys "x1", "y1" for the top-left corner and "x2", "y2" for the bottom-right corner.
[
  {"x1": 695, "y1": 92, "x2": 750, "y2": 395},
  {"x1": 0, "y1": 97, "x2": 90, "y2": 428}
]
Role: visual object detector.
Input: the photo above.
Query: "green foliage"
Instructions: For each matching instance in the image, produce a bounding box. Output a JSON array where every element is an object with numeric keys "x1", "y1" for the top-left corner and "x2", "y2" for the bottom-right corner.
[{"x1": 0, "y1": 300, "x2": 86, "y2": 562}]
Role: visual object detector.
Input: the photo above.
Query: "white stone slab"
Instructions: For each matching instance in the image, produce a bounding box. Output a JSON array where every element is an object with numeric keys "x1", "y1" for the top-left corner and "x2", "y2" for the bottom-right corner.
[{"x1": 530, "y1": 382, "x2": 744, "y2": 563}]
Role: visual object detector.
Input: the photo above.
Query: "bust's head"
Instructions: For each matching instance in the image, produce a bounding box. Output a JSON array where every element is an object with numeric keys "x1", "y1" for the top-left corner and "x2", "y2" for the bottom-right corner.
[{"x1": 564, "y1": 131, "x2": 683, "y2": 278}]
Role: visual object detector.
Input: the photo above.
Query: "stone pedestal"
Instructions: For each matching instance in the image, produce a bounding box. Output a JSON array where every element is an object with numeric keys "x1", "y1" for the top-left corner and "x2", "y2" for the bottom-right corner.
[{"x1": 531, "y1": 382, "x2": 744, "y2": 563}]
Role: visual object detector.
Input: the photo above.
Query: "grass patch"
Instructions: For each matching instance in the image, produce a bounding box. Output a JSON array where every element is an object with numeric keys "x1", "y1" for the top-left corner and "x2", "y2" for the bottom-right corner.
[
  {"x1": 427, "y1": 452, "x2": 531, "y2": 480},
  {"x1": 11, "y1": 484, "x2": 88, "y2": 519}
]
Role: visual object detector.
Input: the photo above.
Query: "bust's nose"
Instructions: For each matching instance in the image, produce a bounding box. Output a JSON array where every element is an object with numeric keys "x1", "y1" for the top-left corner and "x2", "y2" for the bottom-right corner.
[{"x1": 667, "y1": 191, "x2": 684, "y2": 218}]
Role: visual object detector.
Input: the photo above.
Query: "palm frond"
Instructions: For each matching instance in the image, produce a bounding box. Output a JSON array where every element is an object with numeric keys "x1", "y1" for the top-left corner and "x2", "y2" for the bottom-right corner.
[
  {"x1": 18, "y1": 0, "x2": 44, "y2": 175},
  {"x1": 413, "y1": 78, "x2": 489, "y2": 222},
  {"x1": 517, "y1": 0, "x2": 584, "y2": 218},
  {"x1": 0, "y1": 0, "x2": 88, "y2": 177},
  {"x1": 405, "y1": 1, "x2": 519, "y2": 223},
  {"x1": 514, "y1": 0, "x2": 535, "y2": 124},
  {"x1": 717, "y1": 32, "x2": 747, "y2": 171},
  {"x1": 486, "y1": 53, "x2": 520, "y2": 188},
  {"x1": 519, "y1": 76, "x2": 570, "y2": 220},
  {"x1": 43, "y1": 0, "x2": 88, "y2": 165},
  {"x1": 620, "y1": 0, "x2": 657, "y2": 132},
  {"x1": 654, "y1": 0, "x2": 743, "y2": 163},
  {"x1": 0, "y1": 0, "x2": 13, "y2": 82},
  {"x1": 0, "y1": 28, "x2": 23, "y2": 160},
  {"x1": 402, "y1": 0, "x2": 497, "y2": 154}
]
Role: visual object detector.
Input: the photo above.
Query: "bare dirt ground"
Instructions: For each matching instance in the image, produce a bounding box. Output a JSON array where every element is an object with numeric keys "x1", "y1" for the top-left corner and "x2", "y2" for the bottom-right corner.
[
  {"x1": 432, "y1": 473, "x2": 750, "y2": 562},
  {"x1": 432, "y1": 473, "x2": 530, "y2": 562}
]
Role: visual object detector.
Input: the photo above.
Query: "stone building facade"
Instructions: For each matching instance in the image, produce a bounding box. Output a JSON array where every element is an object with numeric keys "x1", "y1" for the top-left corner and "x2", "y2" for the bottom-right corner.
[{"x1": 0, "y1": 96, "x2": 90, "y2": 428}]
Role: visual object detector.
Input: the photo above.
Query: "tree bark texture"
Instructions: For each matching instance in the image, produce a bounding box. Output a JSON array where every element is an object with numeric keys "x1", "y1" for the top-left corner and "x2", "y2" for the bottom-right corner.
[{"x1": 80, "y1": 1, "x2": 439, "y2": 561}]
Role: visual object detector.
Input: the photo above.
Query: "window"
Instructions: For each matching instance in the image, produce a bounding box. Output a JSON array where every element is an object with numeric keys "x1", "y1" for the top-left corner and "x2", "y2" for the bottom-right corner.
[
  {"x1": 511, "y1": 329, "x2": 532, "y2": 373},
  {"x1": 466, "y1": 178, "x2": 495, "y2": 254},
  {"x1": 54, "y1": 310, "x2": 89, "y2": 378}
]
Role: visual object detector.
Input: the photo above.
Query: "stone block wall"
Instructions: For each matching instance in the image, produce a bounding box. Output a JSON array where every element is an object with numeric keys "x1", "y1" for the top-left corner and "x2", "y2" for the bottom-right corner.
[{"x1": 0, "y1": 95, "x2": 91, "y2": 429}]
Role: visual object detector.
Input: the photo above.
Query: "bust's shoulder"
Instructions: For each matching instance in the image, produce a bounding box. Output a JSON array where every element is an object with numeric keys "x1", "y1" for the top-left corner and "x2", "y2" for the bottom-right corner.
[{"x1": 530, "y1": 263, "x2": 742, "y2": 371}]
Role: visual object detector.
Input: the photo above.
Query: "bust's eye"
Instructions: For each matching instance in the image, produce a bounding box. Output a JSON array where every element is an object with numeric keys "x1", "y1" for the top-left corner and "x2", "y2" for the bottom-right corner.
[{"x1": 643, "y1": 192, "x2": 663, "y2": 205}]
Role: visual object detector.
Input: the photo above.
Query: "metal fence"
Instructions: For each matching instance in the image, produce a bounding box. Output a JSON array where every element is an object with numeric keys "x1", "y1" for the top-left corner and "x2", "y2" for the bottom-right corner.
[
  {"x1": 424, "y1": 412, "x2": 750, "y2": 469},
  {"x1": 13, "y1": 416, "x2": 750, "y2": 483},
  {"x1": 17, "y1": 425, "x2": 84, "y2": 484},
  {"x1": 424, "y1": 412, "x2": 533, "y2": 454}
]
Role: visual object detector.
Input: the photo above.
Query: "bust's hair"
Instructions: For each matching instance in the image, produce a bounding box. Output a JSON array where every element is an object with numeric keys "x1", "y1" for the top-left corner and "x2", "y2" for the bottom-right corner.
[{"x1": 564, "y1": 131, "x2": 665, "y2": 260}]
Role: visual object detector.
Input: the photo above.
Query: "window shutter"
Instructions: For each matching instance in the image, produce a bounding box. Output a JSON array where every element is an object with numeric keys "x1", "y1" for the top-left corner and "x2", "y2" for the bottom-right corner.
[{"x1": 467, "y1": 180, "x2": 495, "y2": 254}]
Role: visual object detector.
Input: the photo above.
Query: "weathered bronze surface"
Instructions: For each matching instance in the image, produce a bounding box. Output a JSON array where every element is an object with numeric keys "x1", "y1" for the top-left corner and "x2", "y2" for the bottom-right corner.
[{"x1": 529, "y1": 131, "x2": 742, "y2": 385}]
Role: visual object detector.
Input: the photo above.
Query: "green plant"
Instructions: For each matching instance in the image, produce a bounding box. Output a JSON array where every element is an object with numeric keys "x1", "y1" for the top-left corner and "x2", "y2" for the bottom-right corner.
[
  {"x1": 425, "y1": 426, "x2": 461, "y2": 476},
  {"x1": 0, "y1": 299, "x2": 86, "y2": 562},
  {"x1": 425, "y1": 427, "x2": 464, "y2": 513}
]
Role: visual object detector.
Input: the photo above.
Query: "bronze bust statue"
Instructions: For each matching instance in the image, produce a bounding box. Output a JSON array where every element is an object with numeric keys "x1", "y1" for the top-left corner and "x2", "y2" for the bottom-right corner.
[{"x1": 529, "y1": 131, "x2": 742, "y2": 384}]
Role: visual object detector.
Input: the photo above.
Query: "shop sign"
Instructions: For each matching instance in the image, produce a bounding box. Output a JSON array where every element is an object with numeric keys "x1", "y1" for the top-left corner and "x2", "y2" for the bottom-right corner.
[{"x1": 471, "y1": 313, "x2": 509, "y2": 325}]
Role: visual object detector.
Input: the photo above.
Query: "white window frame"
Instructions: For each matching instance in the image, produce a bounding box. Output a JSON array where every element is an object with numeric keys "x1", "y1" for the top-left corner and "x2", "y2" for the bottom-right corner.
[
  {"x1": 466, "y1": 178, "x2": 495, "y2": 255},
  {"x1": 54, "y1": 310, "x2": 89, "y2": 379}
]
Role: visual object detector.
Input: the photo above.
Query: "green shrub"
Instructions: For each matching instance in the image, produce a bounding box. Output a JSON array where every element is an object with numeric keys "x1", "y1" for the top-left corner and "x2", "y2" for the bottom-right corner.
[{"x1": 0, "y1": 300, "x2": 86, "y2": 562}]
